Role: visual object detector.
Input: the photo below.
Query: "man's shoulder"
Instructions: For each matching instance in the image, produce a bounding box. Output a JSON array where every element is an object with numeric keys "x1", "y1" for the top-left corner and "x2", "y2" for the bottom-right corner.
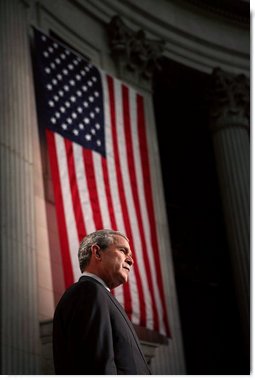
[
  {"x1": 58, "y1": 276, "x2": 107, "y2": 305},
  {"x1": 78, "y1": 275, "x2": 108, "y2": 291}
]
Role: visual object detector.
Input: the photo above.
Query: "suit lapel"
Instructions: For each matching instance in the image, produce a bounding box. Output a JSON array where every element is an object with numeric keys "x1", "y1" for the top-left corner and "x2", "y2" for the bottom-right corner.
[{"x1": 106, "y1": 291, "x2": 149, "y2": 366}]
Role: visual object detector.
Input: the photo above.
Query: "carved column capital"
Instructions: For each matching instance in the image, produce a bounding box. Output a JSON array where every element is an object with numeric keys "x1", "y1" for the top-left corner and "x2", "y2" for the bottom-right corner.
[
  {"x1": 209, "y1": 68, "x2": 250, "y2": 132},
  {"x1": 107, "y1": 15, "x2": 165, "y2": 80}
]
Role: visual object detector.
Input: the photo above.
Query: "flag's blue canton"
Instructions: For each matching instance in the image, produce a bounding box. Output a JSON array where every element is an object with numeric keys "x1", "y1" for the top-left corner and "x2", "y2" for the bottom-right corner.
[{"x1": 35, "y1": 30, "x2": 105, "y2": 156}]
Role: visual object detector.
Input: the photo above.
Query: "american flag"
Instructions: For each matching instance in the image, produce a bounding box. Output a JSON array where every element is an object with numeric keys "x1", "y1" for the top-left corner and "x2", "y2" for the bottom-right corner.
[{"x1": 33, "y1": 28, "x2": 170, "y2": 337}]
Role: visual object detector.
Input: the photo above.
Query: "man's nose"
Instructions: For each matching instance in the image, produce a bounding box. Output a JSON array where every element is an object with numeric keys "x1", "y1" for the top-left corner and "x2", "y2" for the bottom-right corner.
[{"x1": 126, "y1": 255, "x2": 134, "y2": 266}]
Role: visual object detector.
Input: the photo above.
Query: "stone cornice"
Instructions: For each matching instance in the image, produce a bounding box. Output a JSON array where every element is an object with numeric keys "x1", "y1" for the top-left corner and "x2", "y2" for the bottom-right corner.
[
  {"x1": 73, "y1": 0, "x2": 249, "y2": 75},
  {"x1": 178, "y1": 0, "x2": 249, "y2": 27},
  {"x1": 35, "y1": 0, "x2": 250, "y2": 76}
]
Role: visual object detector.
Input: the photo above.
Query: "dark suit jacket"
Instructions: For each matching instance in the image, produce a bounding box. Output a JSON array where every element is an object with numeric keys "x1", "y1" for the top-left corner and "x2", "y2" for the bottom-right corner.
[{"x1": 53, "y1": 276, "x2": 151, "y2": 374}]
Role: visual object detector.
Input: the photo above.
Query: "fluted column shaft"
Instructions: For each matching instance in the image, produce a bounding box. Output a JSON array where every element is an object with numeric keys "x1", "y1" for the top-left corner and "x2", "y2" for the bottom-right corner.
[
  {"x1": 210, "y1": 68, "x2": 250, "y2": 354},
  {"x1": 0, "y1": 0, "x2": 40, "y2": 374}
]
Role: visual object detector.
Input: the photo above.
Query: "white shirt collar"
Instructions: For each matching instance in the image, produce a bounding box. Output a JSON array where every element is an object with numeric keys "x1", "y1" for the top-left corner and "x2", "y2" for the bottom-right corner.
[{"x1": 81, "y1": 271, "x2": 110, "y2": 292}]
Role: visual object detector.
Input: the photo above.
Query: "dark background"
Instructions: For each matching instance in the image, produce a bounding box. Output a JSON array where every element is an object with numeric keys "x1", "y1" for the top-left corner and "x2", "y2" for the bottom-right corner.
[{"x1": 153, "y1": 57, "x2": 249, "y2": 374}]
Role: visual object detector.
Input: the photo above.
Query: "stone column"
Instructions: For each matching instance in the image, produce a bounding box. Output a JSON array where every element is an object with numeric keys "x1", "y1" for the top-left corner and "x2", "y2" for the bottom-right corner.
[
  {"x1": 209, "y1": 68, "x2": 250, "y2": 355},
  {"x1": 0, "y1": 0, "x2": 40, "y2": 374}
]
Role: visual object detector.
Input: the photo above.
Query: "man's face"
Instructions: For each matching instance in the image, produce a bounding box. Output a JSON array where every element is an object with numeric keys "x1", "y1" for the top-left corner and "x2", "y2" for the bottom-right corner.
[{"x1": 100, "y1": 235, "x2": 134, "y2": 289}]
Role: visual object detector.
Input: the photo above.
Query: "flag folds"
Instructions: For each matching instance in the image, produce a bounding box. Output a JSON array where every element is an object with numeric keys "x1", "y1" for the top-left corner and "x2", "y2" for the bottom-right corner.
[{"x1": 33, "y1": 28, "x2": 170, "y2": 337}]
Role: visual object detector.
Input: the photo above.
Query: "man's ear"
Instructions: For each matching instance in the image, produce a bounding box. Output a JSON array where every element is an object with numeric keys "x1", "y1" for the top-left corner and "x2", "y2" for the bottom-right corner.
[{"x1": 91, "y1": 244, "x2": 101, "y2": 260}]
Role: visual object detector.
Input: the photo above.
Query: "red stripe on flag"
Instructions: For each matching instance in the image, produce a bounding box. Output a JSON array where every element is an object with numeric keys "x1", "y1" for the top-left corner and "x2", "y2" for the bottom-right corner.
[
  {"x1": 122, "y1": 84, "x2": 159, "y2": 331},
  {"x1": 46, "y1": 129, "x2": 74, "y2": 287},
  {"x1": 101, "y1": 157, "x2": 118, "y2": 230},
  {"x1": 137, "y1": 94, "x2": 171, "y2": 337},
  {"x1": 64, "y1": 139, "x2": 87, "y2": 241},
  {"x1": 107, "y1": 75, "x2": 147, "y2": 326},
  {"x1": 82, "y1": 149, "x2": 104, "y2": 230}
]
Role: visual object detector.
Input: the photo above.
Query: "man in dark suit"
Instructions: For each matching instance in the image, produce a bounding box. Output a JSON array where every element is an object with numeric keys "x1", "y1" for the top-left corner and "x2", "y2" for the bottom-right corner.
[{"x1": 53, "y1": 229, "x2": 151, "y2": 374}]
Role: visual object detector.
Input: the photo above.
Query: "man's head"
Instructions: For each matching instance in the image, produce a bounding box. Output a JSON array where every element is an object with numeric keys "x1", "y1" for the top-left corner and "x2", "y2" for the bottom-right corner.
[{"x1": 78, "y1": 229, "x2": 134, "y2": 289}]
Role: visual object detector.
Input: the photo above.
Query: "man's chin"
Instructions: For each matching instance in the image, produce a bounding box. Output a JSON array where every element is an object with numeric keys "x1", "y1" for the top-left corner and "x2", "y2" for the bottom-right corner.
[
  {"x1": 110, "y1": 276, "x2": 128, "y2": 289},
  {"x1": 117, "y1": 274, "x2": 129, "y2": 286}
]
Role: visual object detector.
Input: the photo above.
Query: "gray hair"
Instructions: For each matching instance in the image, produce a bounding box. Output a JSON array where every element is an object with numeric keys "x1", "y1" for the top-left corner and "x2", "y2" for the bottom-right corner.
[{"x1": 78, "y1": 229, "x2": 129, "y2": 272}]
